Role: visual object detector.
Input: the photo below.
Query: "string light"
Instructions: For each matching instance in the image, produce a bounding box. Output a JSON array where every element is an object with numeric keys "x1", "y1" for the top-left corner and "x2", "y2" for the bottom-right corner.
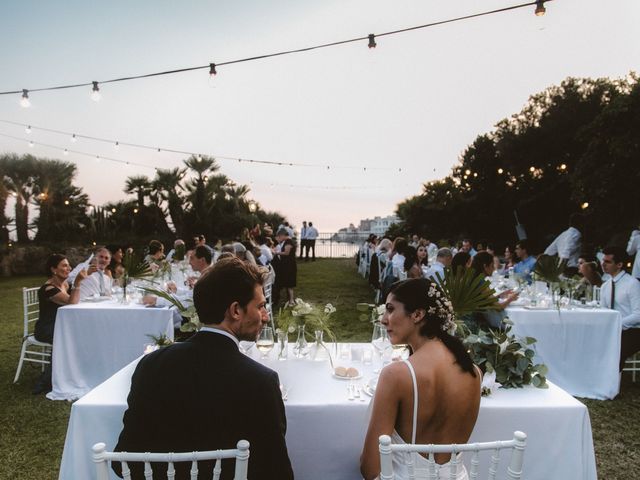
[
  {"x1": 64, "y1": 200, "x2": 70, "y2": 205},
  {"x1": 111, "y1": 208, "x2": 116, "y2": 213},
  {"x1": 529, "y1": 166, "x2": 535, "y2": 172},
  {"x1": 581, "y1": 202, "x2": 589, "y2": 210},
  {"x1": 63, "y1": 148, "x2": 69, "y2": 155},
  {"x1": 28, "y1": 141, "x2": 34, "y2": 148},
  {"x1": 1, "y1": 2, "x2": 549, "y2": 103},
  {"x1": 497, "y1": 168, "x2": 504, "y2": 174},
  {"x1": 133, "y1": 208, "x2": 139, "y2": 213},
  {"x1": 559, "y1": 163, "x2": 567, "y2": 171},
  {"x1": 70, "y1": 134, "x2": 77, "y2": 143},
  {"x1": 209, "y1": 63, "x2": 217, "y2": 77},
  {"x1": 465, "y1": 169, "x2": 471, "y2": 175},
  {"x1": 25, "y1": 125, "x2": 31, "y2": 134},
  {"x1": 20, "y1": 89, "x2": 30, "y2": 108},
  {"x1": 114, "y1": 141, "x2": 120, "y2": 151},
  {"x1": 91, "y1": 82, "x2": 101, "y2": 102}
]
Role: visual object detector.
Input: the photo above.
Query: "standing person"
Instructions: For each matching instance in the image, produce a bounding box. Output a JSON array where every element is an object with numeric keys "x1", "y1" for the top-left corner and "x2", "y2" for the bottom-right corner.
[
  {"x1": 544, "y1": 213, "x2": 583, "y2": 272},
  {"x1": 272, "y1": 228, "x2": 297, "y2": 307},
  {"x1": 299, "y1": 221, "x2": 308, "y2": 259},
  {"x1": 424, "y1": 238, "x2": 438, "y2": 260},
  {"x1": 33, "y1": 254, "x2": 88, "y2": 394},
  {"x1": 113, "y1": 258, "x2": 293, "y2": 480},
  {"x1": 600, "y1": 246, "x2": 640, "y2": 371},
  {"x1": 306, "y1": 221, "x2": 319, "y2": 261},
  {"x1": 627, "y1": 225, "x2": 640, "y2": 280},
  {"x1": 360, "y1": 278, "x2": 481, "y2": 480}
]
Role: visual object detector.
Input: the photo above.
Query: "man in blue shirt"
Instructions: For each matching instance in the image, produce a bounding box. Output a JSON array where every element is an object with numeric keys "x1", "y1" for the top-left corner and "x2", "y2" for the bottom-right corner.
[{"x1": 514, "y1": 240, "x2": 537, "y2": 283}]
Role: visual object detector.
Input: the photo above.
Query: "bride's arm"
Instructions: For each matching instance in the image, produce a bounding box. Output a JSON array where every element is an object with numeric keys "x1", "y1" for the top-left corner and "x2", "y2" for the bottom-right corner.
[{"x1": 360, "y1": 363, "x2": 403, "y2": 480}]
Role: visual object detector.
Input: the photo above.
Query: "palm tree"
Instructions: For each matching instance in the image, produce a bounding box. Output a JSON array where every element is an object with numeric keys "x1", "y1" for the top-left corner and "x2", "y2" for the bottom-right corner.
[
  {"x1": 153, "y1": 167, "x2": 186, "y2": 235},
  {"x1": 0, "y1": 155, "x2": 13, "y2": 243},
  {"x1": 124, "y1": 175, "x2": 151, "y2": 209},
  {"x1": 4, "y1": 154, "x2": 36, "y2": 243},
  {"x1": 183, "y1": 155, "x2": 221, "y2": 233}
]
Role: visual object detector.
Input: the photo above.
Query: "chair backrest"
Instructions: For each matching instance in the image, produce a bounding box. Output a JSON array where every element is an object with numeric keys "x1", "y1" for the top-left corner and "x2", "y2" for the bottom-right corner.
[
  {"x1": 379, "y1": 431, "x2": 527, "y2": 480},
  {"x1": 23, "y1": 287, "x2": 40, "y2": 337},
  {"x1": 92, "y1": 440, "x2": 250, "y2": 480}
]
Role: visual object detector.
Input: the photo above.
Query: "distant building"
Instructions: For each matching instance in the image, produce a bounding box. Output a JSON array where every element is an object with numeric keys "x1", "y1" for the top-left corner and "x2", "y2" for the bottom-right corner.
[{"x1": 334, "y1": 215, "x2": 399, "y2": 241}]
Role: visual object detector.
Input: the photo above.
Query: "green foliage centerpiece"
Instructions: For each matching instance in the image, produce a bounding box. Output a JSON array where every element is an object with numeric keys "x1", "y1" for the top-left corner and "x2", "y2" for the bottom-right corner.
[{"x1": 121, "y1": 250, "x2": 153, "y2": 303}]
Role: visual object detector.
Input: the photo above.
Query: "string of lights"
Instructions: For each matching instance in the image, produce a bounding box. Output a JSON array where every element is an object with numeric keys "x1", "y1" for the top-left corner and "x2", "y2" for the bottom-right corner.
[
  {"x1": 1, "y1": 1, "x2": 549, "y2": 104},
  {"x1": 0, "y1": 131, "x2": 399, "y2": 191},
  {"x1": 0, "y1": 119, "x2": 404, "y2": 172}
]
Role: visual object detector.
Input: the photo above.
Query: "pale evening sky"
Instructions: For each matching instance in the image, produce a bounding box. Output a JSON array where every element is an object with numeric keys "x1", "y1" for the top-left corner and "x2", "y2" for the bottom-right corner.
[{"x1": 0, "y1": 0, "x2": 638, "y2": 233}]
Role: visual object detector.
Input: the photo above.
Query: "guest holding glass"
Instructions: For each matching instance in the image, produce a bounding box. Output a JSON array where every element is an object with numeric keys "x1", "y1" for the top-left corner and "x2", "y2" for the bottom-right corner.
[
  {"x1": 361, "y1": 278, "x2": 481, "y2": 480},
  {"x1": 32, "y1": 254, "x2": 88, "y2": 394}
]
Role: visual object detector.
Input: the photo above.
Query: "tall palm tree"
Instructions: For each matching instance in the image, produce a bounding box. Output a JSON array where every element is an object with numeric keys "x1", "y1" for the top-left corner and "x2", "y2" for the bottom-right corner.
[
  {"x1": 184, "y1": 155, "x2": 221, "y2": 232},
  {"x1": 0, "y1": 155, "x2": 13, "y2": 243},
  {"x1": 124, "y1": 175, "x2": 151, "y2": 209},
  {"x1": 153, "y1": 167, "x2": 186, "y2": 235},
  {"x1": 4, "y1": 154, "x2": 36, "y2": 243}
]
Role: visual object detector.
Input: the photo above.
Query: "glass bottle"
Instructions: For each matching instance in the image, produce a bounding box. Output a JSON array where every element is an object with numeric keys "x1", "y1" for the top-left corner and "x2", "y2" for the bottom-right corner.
[
  {"x1": 312, "y1": 330, "x2": 329, "y2": 362},
  {"x1": 293, "y1": 325, "x2": 309, "y2": 358}
]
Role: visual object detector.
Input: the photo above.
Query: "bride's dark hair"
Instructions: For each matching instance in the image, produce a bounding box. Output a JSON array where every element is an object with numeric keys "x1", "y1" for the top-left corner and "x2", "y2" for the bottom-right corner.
[{"x1": 388, "y1": 278, "x2": 476, "y2": 377}]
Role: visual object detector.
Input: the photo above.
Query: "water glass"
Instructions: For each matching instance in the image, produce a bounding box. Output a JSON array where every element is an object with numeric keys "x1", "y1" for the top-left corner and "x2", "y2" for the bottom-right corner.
[{"x1": 257, "y1": 326, "x2": 275, "y2": 359}]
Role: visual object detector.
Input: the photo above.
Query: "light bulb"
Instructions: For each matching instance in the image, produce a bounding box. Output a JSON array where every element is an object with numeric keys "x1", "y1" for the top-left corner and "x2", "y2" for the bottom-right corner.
[
  {"x1": 535, "y1": 1, "x2": 546, "y2": 16},
  {"x1": 209, "y1": 63, "x2": 217, "y2": 77},
  {"x1": 71, "y1": 134, "x2": 77, "y2": 143},
  {"x1": 368, "y1": 34, "x2": 376, "y2": 49},
  {"x1": 498, "y1": 168, "x2": 504, "y2": 174},
  {"x1": 28, "y1": 141, "x2": 34, "y2": 148},
  {"x1": 63, "y1": 149, "x2": 69, "y2": 155},
  {"x1": 91, "y1": 81, "x2": 101, "y2": 102},
  {"x1": 20, "y1": 89, "x2": 31, "y2": 108},
  {"x1": 114, "y1": 142, "x2": 120, "y2": 151},
  {"x1": 25, "y1": 125, "x2": 32, "y2": 134}
]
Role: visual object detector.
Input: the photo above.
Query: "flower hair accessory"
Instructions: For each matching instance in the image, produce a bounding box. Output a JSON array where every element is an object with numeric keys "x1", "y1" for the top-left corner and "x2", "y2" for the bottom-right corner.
[{"x1": 427, "y1": 283, "x2": 456, "y2": 335}]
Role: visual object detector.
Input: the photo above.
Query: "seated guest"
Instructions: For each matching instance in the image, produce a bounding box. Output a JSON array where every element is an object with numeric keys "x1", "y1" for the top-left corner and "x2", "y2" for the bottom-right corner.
[
  {"x1": 500, "y1": 245, "x2": 516, "y2": 274},
  {"x1": 486, "y1": 243, "x2": 502, "y2": 273},
  {"x1": 460, "y1": 238, "x2": 477, "y2": 257},
  {"x1": 33, "y1": 254, "x2": 89, "y2": 394},
  {"x1": 79, "y1": 246, "x2": 113, "y2": 299},
  {"x1": 403, "y1": 246, "x2": 423, "y2": 279},
  {"x1": 424, "y1": 247, "x2": 453, "y2": 284},
  {"x1": 513, "y1": 240, "x2": 537, "y2": 283},
  {"x1": 578, "y1": 253, "x2": 603, "y2": 288},
  {"x1": 416, "y1": 245, "x2": 429, "y2": 268},
  {"x1": 166, "y1": 239, "x2": 186, "y2": 262},
  {"x1": 600, "y1": 246, "x2": 640, "y2": 371},
  {"x1": 186, "y1": 245, "x2": 213, "y2": 288},
  {"x1": 106, "y1": 244, "x2": 125, "y2": 281},
  {"x1": 113, "y1": 258, "x2": 294, "y2": 480},
  {"x1": 450, "y1": 251, "x2": 472, "y2": 274},
  {"x1": 144, "y1": 239, "x2": 165, "y2": 269},
  {"x1": 361, "y1": 278, "x2": 481, "y2": 480}
]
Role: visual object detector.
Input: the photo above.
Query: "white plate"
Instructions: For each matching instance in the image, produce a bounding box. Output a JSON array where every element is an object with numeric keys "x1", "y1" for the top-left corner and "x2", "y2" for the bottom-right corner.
[
  {"x1": 82, "y1": 296, "x2": 112, "y2": 303},
  {"x1": 523, "y1": 305, "x2": 552, "y2": 310},
  {"x1": 332, "y1": 372, "x2": 363, "y2": 381}
]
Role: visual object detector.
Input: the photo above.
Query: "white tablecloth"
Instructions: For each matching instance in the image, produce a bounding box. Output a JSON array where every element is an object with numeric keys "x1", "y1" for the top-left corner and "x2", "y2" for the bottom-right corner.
[
  {"x1": 506, "y1": 306, "x2": 622, "y2": 400},
  {"x1": 47, "y1": 301, "x2": 174, "y2": 401},
  {"x1": 59, "y1": 343, "x2": 596, "y2": 480}
]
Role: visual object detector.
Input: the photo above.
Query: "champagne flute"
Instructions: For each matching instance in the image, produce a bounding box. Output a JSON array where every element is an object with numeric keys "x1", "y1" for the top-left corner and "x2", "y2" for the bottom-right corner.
[{"x1": 256, "y1": 326, "x2": 275, "y2": 359}]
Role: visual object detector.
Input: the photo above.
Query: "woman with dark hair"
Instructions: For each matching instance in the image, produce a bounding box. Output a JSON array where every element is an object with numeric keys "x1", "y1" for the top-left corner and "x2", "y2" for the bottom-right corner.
[
  {"x1": 32, "y1": 254, "x2": 88, "y2": 394},
  {"x1": 578, "y1": 253, "x2": 603, "y2": 287},
  {"x1": 106, "y1": 244, "x2": 125, "y2": 280},
  {"x1": 500, "y1": 245, "x2": 516, "y2": 273},
  {"x1": 450, "y1": 251, "x2": 471, "y2": 274},
  {"x1": 361, "y1": 278, "x2": 481, "y2": 480},
  {"x1": 403, "y1": 246, "x2": 423, "y2": 279},
  {"x1": 416, "y1": 244, "x2": 429, "y2": 267}
]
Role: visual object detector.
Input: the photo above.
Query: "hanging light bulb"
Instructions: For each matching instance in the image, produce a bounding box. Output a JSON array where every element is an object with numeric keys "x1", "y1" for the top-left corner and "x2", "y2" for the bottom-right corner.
[
  {"x1": 70, "y1": 134, "x2": 77, "y2": 143},
  {"x1": 28, "y1": 141, "x2": 34, "y2": 148},
  {"x1": 25, "y1": 125, "x2": 32, "y2": 134},
  {"x1": 498, "y1": 168, "x2": 504, "y2": 174},
  {"x1": 559, "y1": 163, "x2": 567, "y2": 171},
  {"x1": 535, "y1": 0, "x2": 546, "y2": 16},
  {"x1": 197, "y1": 155, "x2": 202, "y2": 162},
  {"x1": 209, "y1": 63, "x2": 217, "y2": 77},
  {"x1": 91, "y1": 81, "x2": 101, "y2": 102},
  {"x1": 63, "y1": 148, "x2": 69, "y2": 155},
  {"x1": 368, "y1": 34, "x2": 376, "y2": 49},
  {"x1": 20, "y1": 89, "x2": 31, "y2": 108},
  {"x1": 114, "y1": 141, "x2": 120, "y2": 151},
  {"x1": 581, "y1": 202, "x2": 589, "y2": 210}
]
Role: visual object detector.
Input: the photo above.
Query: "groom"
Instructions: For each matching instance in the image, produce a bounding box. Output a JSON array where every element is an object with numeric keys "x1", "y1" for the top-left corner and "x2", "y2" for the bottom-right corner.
[{"x1": 113, "y1": 257, "x2": 294, "y2": 479}]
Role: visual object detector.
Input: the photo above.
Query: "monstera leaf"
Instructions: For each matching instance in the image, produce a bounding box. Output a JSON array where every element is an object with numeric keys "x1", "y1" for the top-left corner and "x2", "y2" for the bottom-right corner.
[
  {"x1": 436, "y1": 267, "x2": 501, "y2": 318},
  {"x1": 533, "y1": 254, "x2": 567, "y2": 284}
]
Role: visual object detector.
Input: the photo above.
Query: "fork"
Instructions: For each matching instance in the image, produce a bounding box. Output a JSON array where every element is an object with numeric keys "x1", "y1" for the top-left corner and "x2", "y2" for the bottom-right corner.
[{"x1": 347, "y1": 383, "x2": 355, "y2": 401}]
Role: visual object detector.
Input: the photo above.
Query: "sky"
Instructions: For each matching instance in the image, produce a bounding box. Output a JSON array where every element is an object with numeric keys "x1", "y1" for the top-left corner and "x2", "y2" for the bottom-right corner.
[{"x1": 0, "y1": 0, "x2": 638, "y2": 233}]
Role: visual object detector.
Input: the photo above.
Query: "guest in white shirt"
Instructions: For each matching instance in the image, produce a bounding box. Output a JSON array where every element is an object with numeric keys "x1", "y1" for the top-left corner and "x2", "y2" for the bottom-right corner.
[
  {"x1": 425, "y1": 238, "x2": 438, "y2": 259},
  {"x1": 424, "y1": 248, "x2": 453, "y2": 284},
  {"x1": 79, "y1": 247, "x2": 113, "y2": 299},
  {"x1": 544, "y1": 213, "x2": 583, "y2": 269},
  {"x1": 299, "y1": 221, "x2": 308, "y2": 259},
  {"x1": 461, "y1": 239, "x2": 477, "y2": 257},
  {"x1": 600, "y1": 246, "x2": 640, "y2": 371},
  {"x1": 306, "y1": 222, "x2": 319, "y2": 261},
  {"x1": 626, "y1": 226, "x2": 640, "y2": 280},
  {"x1": 257, "y1": 236, "x2": 274, "y2": 266}
]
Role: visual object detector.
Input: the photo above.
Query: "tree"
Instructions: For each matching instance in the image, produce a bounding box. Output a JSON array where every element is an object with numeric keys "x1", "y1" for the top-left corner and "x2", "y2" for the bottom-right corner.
[
  {"x1": 153, "y1": 167, "x2": 186, "y2": 236},
  {"x1": 124, "y1": 175, "x2": 151, "y2": 209},
  {"x1": 3, "y1": 154, "x2": 37, "y2": 243}
]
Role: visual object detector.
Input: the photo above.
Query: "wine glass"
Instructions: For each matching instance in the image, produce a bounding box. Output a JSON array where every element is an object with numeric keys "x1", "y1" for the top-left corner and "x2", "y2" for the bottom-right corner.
[
  {"x1": 371, "y1": 322, "x2": 391, "y2": 370},
  {"x1": 256, "y1": 326, "x2": 275, "y2": 359}
]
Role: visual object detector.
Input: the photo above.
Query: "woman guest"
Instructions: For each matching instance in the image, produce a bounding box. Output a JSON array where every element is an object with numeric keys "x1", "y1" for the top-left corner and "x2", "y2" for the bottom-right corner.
[
  {"x1": 106, "y1": 244, "x2": 125, "y2": 281},
  {"x1": 144, "y1": 240, "x2": 166, "y2": 272},
  {"x1": 404, "y1": 246, "x2": 423, "y2": 279},
  {"x1": 361, "y1": 278, "x2": 481, "y2": 480},
  {"x1": 416, "y1": 245, "x2": 429, "y2": 268},
  {"x1": 451, "y1": 251, "x2": 472, "y2": 274},
  {"x1": 578, "y1": 254, "x2": 603, "y2": 288},
  {"x1": 272, "y1": 228, "x2": 297, "y2": 307},
  {"x1": 33, "y1": 254, "x2": 88, "y2": 394}
]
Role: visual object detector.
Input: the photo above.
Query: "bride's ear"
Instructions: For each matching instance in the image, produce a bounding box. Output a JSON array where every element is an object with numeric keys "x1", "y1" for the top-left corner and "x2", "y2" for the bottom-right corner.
[{"x1": 413, "y1": 309, "x2": 426, "y2": 324}]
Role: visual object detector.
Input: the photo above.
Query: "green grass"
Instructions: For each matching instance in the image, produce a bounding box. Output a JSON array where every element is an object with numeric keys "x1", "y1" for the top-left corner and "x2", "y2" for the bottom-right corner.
[{"x1": 0, "y1": 260, "x2": 638, "y2": 479}]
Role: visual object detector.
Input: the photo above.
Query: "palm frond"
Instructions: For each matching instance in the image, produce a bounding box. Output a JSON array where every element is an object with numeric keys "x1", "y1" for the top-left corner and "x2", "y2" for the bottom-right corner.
[
  {"x1": 533, "y1": 254, "x2": 567, "y2": 283},
  {"x1": 122, "y1": 251, "x2": 152, "y2": 279},
  {"x1": 436, "y1": 267, "x2": 501, "y2": 317}
]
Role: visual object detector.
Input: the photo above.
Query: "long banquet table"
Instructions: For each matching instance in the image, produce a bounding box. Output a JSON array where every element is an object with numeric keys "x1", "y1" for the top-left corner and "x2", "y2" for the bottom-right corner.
[
  {"x1": 58, "y1": 343, "x2": 596, "y2": 480},
  {"x1": 506, "y1": 306, "x2": 622, "y2": 400},
  {"x1": 47, "y1": 300, "x2": 174, "y2": 401}
]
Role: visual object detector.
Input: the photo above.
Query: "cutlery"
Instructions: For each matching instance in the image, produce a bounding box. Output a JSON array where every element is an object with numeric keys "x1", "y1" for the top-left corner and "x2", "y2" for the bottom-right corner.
[{"x1": 347, "y1": 383, "x2": 355, "y2": 401}]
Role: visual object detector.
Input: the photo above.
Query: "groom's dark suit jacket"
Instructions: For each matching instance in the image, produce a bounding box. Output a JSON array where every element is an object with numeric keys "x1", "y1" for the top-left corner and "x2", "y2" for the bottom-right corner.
[{"x1": 113, "y1": 330, "x2": 294, "y2": 480}]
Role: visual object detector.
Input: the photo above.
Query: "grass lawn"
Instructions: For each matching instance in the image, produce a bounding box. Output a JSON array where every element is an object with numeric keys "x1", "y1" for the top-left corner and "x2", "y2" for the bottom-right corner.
[{"x1": 0, "y1": 259, "x2": 638, "y2": 479}]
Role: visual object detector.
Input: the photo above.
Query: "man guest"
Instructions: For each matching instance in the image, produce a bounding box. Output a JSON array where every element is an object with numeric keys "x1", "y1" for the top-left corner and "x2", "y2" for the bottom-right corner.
[
  {"x1": 113, "y1": 257, "x2": 294, "y2": 479},
  {"x1": 600, "y1": 246, "x2": 640, "y2": 372}
]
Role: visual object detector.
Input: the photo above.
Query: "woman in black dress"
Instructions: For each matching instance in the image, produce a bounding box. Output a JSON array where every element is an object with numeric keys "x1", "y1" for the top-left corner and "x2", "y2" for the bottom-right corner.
[
  {"x1": 32, "y1": 254, "x2": 88, "y2": 394},
  {"x1": 272, "y1": 228, "x2": 297, "y2": 307}
]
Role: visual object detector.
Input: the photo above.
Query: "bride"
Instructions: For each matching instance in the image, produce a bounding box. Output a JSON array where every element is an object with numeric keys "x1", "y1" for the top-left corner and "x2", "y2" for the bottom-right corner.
[{"x1": 360, "y1": 278, "x2": 481, "y2": 480}]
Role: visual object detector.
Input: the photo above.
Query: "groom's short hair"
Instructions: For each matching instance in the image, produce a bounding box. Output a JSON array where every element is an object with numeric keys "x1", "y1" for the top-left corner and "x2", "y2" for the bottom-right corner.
[{"x1": 193, "y1": 257, "x2": 264, "y2": 324}]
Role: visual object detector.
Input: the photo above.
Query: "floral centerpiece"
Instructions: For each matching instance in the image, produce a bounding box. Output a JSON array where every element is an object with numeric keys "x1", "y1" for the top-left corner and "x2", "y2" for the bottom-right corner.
[{"x1": 276, "y1": 298, "x2": 337, "y2": 361}]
